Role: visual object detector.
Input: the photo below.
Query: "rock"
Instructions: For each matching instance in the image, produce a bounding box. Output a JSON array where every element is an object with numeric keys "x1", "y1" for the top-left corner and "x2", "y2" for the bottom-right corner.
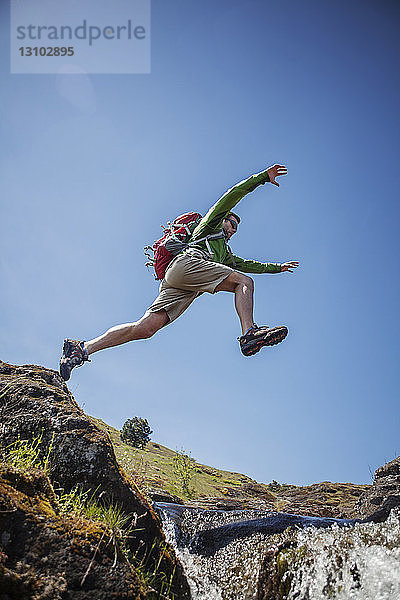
[
  {"x1": 0, "y1": 464, "x2": 147, "y2": 599},
  {"x1": 185, "y1": 496, "x2": 276, "y2": 512},
  {"x1": 354, "y1": 456, "x2": 400, "y2": 522},
  {"x1": 256, "y1": 538, "x2": 296, "y2": 600},
  {"x1": 148, "y1": 489, "x2": 184, "y2": 504},
  {"x1": 0, "y1": 360, "x2": 191, "y2": 599},
  {"x1": 181, "y1": 480, "x2": 369, "y2": 518},
  {"x1": 237, "y1": 482, "x2": 276, "y2": 501}
]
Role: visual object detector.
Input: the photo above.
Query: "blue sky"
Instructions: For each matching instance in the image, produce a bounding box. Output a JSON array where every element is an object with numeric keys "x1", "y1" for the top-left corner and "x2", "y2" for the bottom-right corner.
[{"x1": 1, "y1": 0, "x2": 399, "y2": 486}]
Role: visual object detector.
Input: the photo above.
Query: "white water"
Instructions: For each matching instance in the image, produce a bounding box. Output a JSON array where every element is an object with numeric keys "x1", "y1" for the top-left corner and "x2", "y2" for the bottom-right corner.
[
  {"x1": 159, "y1": 506, "x2": 272, "y2": 600},
  {"x1": 158, "y1": 505, "x2": 400, "y2": 600},
  {"x1": 286, "y1": 510, "x2": 400, "y2": 600}
]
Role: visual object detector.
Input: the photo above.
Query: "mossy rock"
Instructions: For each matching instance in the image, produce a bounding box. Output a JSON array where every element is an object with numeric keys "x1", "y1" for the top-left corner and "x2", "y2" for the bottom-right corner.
[
  {"x1": 0, "y1": 464, "x2": 147, "y2": 600},
  {"x1": 0, "y1": 361, "x2": 191, "y2": 600}
]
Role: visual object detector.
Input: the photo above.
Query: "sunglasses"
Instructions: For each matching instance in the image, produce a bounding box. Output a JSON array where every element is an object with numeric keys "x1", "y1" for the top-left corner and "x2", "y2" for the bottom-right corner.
[{"x1": 225, "y1": 217, "x2": 238, "y2": 231}]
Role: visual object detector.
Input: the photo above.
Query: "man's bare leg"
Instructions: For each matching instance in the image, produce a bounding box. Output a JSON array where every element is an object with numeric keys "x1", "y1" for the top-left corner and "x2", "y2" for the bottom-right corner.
[
  {"x1": 214, "y1": 272, "x2": 255, "y2": 334},
  {"x1": 216, "y1": 271, "x2": 288, "y2": 356},
  {"x1": 84, "y1": 310, "x2": 169, "y2": 355}
]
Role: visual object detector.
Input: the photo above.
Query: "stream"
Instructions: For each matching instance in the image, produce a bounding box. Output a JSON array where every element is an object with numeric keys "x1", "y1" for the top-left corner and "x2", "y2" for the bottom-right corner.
[{"x1": 156, "y1": 503, "x2": 400, "y2": 600}]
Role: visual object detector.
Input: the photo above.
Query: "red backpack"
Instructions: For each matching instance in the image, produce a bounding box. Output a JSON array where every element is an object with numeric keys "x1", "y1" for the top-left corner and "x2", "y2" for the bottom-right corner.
[{"x1": 144, "y1": 212, "x2": 203, "y2": 280}]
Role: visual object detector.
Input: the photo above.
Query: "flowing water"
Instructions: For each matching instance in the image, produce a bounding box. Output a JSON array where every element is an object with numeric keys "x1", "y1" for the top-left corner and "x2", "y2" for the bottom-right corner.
[
  {"x1": 156, "y1": 503, "x2": 400, "y2": 600},
  {"x1": 282, "y1": 509, "x2": 400, "y2": 600}
]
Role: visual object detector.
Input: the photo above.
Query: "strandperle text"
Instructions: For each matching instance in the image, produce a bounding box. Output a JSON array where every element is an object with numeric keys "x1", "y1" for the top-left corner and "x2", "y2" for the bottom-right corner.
[{"x1": 16, "y1": 20, "x2": 146, "y2": 46}]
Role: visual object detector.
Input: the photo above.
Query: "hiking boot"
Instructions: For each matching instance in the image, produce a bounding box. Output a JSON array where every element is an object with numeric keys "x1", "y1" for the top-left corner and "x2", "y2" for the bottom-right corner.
[
  {"x1": 59, "y1": 339, "x2": 90, "y2": 381},
  {"x1": 239, "y1": 325, "x2": 288, "y2": 357}
]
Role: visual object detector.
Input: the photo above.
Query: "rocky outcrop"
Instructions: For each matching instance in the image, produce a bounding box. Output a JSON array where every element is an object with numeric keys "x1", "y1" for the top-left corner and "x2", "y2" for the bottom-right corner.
[
  {"x1": 353, "y1": 456, "x2": 400, "y2": 522},
  {"x1": 0, "y1": 464, "x2": 147, "y2": 599},
  {"x1": 271, "y1": 481, "x2": 370, "y2": 518},
  {"x1": 0, "y1": 360, "x2": 191, "y2": 599},
  {"x1": 178, "y1": 481, "x2": 369, "y2": 517}
]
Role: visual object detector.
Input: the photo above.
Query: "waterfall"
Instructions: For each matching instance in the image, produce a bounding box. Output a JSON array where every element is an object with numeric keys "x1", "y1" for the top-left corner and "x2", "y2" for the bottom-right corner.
[
  {"x1": 156, "y1": 503, "x2": 400, "y2": 600},
  {"x1": 281, "y1": 510, "x2": 400, "y2": 600},
  {"x1": 157, "y1": 503, "x2": 276, "y2": 599}
]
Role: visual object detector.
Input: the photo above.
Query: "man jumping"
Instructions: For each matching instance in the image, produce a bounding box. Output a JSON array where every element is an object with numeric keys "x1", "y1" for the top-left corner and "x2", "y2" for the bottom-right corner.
[{"x1": 60, "y1": 164, "x2": 299, "y2": 381}]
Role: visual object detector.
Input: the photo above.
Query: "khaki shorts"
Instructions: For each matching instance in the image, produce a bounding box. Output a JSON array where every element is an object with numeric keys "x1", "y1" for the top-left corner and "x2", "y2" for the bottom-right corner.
[{"x1": 147, "y1": 249, "x2": 234, "y2": 324}]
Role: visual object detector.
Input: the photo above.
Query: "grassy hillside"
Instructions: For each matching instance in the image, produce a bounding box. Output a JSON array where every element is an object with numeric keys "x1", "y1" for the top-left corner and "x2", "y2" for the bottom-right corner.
[
  {"x1": 88, "y1": 416, "x2": 262, "y2": 499},
  {"x1": 89, "y1": 416, "x2": 370, "y2": 518}
]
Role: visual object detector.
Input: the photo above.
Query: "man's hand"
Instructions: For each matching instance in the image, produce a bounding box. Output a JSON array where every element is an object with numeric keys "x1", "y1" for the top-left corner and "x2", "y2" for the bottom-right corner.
[
  {"x1": 267, "y1": 164, "x2": 287, "y2": 187},
  {"x1": 280, "y1": 261, "x2": 299, "y2": 273}
]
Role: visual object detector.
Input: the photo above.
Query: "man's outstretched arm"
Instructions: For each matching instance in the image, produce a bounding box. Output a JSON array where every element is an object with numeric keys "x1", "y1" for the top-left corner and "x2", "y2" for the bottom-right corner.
[
  {"x1": 228, "y1": 255, "x2": 299, "y2": 274},
  {"x1": 192, "y1": 164, "x2": 287, "y2": 238}
]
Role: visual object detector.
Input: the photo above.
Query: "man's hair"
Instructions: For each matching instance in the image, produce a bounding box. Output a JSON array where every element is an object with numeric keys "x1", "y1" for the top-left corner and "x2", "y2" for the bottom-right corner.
[{"x1": 225, "y1": 212, "x2": 240, "y2": 224}]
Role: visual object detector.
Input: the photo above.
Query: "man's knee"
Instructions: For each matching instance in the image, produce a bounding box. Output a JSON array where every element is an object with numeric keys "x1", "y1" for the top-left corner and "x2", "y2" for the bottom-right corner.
[
  {"x1": 215, "y1": 271, "x2": 254, "y2": 293},
  {"x1": 239, "y1": 274, "x2": 254, "y2": 291},
  {"x1": 232, "y1": 272, "x2": 254, "y2": 292}
]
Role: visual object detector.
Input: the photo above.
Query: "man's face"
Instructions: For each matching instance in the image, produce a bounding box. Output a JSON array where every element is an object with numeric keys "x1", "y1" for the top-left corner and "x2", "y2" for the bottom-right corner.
[{"x1": 223, "y1": 216, "x2": 239, "y2": 240}]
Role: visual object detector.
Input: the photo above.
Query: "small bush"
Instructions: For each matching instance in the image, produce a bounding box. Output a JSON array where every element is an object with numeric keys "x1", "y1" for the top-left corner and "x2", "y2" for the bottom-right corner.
[
  {"x1": 172, "y1": 449, "x2": 195, "y2": 498},
  {"x1": 120, "y1": 417, "x2": 153, "y2": 449}
]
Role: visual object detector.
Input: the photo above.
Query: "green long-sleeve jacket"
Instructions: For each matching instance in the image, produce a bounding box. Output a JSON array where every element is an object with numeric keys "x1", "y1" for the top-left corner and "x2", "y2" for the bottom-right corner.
[{"x1": 189, "y1": 169, "x2": 282, "y2": 274}]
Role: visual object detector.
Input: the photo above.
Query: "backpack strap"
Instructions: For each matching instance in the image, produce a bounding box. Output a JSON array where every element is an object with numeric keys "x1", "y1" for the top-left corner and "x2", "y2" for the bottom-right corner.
[
  {"x1": 226, "y1": 244, "x2": 237, "y2": 268},
  {"x1": 171, "y1": 222, "x2": 192, "y2": 235},
  {"x1": 187, "y1": 231, "x2": 225, "y2": 258},
  {"x1": 188, "y1": 231, "x2": 225, "y2": 245}
]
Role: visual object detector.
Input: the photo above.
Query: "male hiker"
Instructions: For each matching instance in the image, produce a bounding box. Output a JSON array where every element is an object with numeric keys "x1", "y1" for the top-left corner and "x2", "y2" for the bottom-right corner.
[{"x1": 60, "y1": 164, "x2": 299, "y2": 381}]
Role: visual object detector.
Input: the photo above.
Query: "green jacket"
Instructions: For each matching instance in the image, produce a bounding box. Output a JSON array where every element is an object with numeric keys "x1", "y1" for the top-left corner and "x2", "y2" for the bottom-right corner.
[{"x1": 189, "y1": 169, "x2": 282, "y2": 274}]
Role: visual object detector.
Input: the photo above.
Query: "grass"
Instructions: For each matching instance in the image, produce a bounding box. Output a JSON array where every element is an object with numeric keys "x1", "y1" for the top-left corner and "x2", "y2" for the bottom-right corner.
[
  {"x1": 57, "y1": 485, "x2": 131, "y2": 531},
  {"x1": 2, "y1": 434, "x2": 132, "y2": 544},
  {"x1": 56, "y1": 487, "x2": 178, "y2": 599},
  {"x1": 56, "y1": 484, "x2": 137, "y2": 582},
  {"x1": 2, "y1": 431, "x2": 54, "y2": 475},
  {"x1": 133, "y1": 539, "x2": 178, "y2": 600}
]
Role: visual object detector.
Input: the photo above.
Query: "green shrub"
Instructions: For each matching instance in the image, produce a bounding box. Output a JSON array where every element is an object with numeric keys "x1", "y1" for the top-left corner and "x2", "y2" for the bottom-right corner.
[
  {"x1": 172, "y1": 449, "x2": 195, "y2": 498},
  {"x1": 120, "y1": 417, "x2": 153, "y2": 449}
]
